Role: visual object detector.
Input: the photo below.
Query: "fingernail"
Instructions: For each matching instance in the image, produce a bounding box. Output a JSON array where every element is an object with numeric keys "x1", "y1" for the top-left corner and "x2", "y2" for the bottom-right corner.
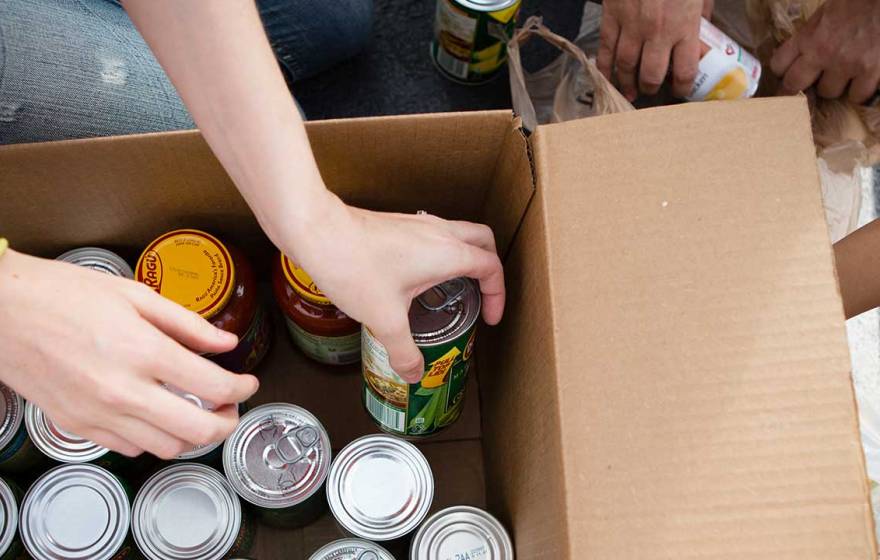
[{"x1": 217, "y1": 329, "x2": 237, "y2": 343}]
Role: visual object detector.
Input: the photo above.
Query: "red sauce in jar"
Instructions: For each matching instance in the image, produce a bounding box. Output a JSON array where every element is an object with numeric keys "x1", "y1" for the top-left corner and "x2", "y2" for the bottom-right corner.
[
  {"x1": 272, "y1": 253, "x2": 360, "y2": 365},
  {"x1": 136, "y1": 229, "x2": 271, "y2": 373}
]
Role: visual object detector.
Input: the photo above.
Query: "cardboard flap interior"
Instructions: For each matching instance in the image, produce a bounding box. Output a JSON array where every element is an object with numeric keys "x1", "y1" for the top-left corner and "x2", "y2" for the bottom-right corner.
[{"x1": 531, "y1": 97, "x2": 876, "y2": 558}]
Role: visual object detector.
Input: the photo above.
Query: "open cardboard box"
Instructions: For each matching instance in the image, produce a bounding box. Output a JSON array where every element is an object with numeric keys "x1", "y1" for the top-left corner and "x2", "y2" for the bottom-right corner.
[{"x1": 0, "y1": 97, "x2": 875, "y2": 559}]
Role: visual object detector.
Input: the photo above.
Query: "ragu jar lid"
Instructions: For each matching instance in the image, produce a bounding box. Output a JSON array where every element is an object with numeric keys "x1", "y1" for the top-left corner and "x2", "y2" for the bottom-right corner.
[
  {"x1": 0, "y1": 384, "x2": 23, "y2": 452},
  {"x1": 136, "y1": 229, "x2": 236, "y2": 320},
  {"x1": 280, "y1": 254, "x2": 332, "y2": 306},
  {"x1": 409, "y1": 278, "x2": 481, "y2": 346},
  {"x1": 25, "y1": 402, "x2": 109, "y2": 463}
]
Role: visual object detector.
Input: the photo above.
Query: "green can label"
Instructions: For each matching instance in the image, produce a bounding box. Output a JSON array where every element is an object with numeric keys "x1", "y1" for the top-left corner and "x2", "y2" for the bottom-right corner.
[
  {"x1": 362, "y1": 325, "x2": 476, "y2": 437},
  {"x1": 431, "y1": 0, "x2": 521, "y2": 84}
]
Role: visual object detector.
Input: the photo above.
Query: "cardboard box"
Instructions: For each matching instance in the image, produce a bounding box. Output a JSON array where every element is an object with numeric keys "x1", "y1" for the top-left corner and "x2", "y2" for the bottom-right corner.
[{"x1": 0, "y1": 97, "x2": 874, "y2": 559}]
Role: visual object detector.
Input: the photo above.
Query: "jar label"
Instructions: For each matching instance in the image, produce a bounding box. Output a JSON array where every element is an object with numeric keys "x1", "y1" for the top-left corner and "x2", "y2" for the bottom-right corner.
[{"x1": 285, "y1": 318, "x2": 361, "y2": 365}]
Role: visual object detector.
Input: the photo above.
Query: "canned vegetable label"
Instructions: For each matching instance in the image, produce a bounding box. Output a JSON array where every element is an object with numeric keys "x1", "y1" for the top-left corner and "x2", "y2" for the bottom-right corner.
[
  {"x1": 688, "y1": 18, "x2": 761, "y2": 101},
  {"x1": 21, "y1": 464, "x2": 131, "y2": 560},
  {"x1": 363, "y1": 278, "x2": 480, "y2": 437},
  {"x1": 223, "y1": 403, "x2": 331, "y2": 527},
  {"x1": 409, "y1": 505, "x2": 514, "y2": 560},
  {"x1": 309, "y1": 538, "x2": 395, "y2": 560},
  {"x1": 431, "y1": 0, "x2": 521, "y2": 84},
  {"x1": 133, "y1": 464, "x2": 252, "y2": 560}
]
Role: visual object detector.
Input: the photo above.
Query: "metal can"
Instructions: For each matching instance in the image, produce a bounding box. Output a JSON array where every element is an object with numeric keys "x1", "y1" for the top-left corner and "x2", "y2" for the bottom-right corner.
[
  {"x1": 363, "y1": 278, "x2": 480, "y2": 438},
  {"x1": 165, "y1": 385, "x2": 224, "y2": 464},
  {"x1": 309, "y1": 538, "x2": 395, "y2": 560},
  {"x1": 327, "y1": 434, "x2": 434, "y2": 542},
  {"x1": 0, "y1": 477, "x2": 24, "y2": 560},
  {"x1": 25, "y1": 401, "x2": 108, "y2": 463},
  {"x1": 223, "y1": 403, "x2": 331, "y2": 527},
  {"x1": 20, "y1": 463, "x2": 134, "y2": 560},
  {"x1": 687, "y1": 18, "x2": 761, "y2": 101},
  {"x1": 56, "y1": 247, "x2": 134, "y2": 278},
  {"x1": 133, "y1": 463, "x2": 255, "y2": 560},
  {"x1": 0, "y1": 384, "x2": 42, "y2": 474},
  {"x1": 410, "y1": 505, "x2": 514, "y2": 560},
  {"x1": 431, "y1": 0, "x2": 521, "y2": 84}
]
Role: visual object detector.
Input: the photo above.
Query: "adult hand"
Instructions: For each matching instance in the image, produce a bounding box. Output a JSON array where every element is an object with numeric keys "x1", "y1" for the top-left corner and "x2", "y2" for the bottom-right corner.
[
  {"x1": 598, "y1": 0, "x2": 712, "y2": 101},
  {"x1": 771, "y1": 0, "x2": 880, "y2": 103},
  {"x1": 0, "y1": 251, "x2": 259, "y2": 459},
  {"x1": 281, "y1": 193, "x2": 504, "y2": 383}
]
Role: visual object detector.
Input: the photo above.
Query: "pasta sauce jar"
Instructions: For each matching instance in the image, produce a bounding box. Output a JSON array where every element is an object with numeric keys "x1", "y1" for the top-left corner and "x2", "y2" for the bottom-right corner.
[
  {"x1": 136, "y1": 229, "x2": 271, "y2": 373},
  {"x1": 272, "y1": 253, "x2": 360, "y2": 365}
]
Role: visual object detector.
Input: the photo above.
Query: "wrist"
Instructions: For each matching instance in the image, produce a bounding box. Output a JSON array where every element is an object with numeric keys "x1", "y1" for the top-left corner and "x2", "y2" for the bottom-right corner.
[{"x1": 260, "y1": 182, "x2": 344, "y2": 255}]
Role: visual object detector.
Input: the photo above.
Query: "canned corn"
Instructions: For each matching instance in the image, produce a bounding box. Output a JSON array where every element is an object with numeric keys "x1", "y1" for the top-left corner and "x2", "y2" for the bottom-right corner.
[
  {"x1": 56, "y1": 247, "x2": 134, "y2": 278},
  {"x1": 327, "y1": 434, "x2": 434, "y2": 542},
  {"x1": 431, "y1": 0, "x2": 521, "y2": 84},
  {"x1": 133, "y1": 463, "x2": 255, "y2": 560},
  {"x1": 223, "y1": 403, "x2": 331, "y2": 527},
  {"x1": 410, "y1": 505, "x2": 514, "y2": 560},
  {"x1": 0, "y1": 384, "x2": 42, "y2": 474},
  {"x1": 0, "y1": 478, "x2": 23, "y2": 560},
  {"x1": 363, "y1": 278, "x2": 480, "y2": 438},
  {"x1": 20, "y1": 463, "x2": 134, "y2": 560},
  {"x1": 309, "y1": 538, "x2": 395, "y2": 560}
]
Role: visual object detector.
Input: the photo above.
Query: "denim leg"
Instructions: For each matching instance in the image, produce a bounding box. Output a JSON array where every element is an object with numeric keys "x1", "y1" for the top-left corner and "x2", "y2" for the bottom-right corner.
[{"x1": 0, "y1": 0, "x2": 373, "y2": 145}]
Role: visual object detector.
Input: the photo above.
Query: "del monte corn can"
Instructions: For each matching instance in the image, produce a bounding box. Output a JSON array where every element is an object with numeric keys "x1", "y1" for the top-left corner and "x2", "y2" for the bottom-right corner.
[
  {"x1": 431, "y1": 0, "x2": 521, "y2": 84},
  {"x1": 362, "y1": 278, "x2": 480, "y2": 438}
]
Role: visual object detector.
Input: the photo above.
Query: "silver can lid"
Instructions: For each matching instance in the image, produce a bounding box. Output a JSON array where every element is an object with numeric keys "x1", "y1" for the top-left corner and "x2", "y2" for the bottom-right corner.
[
  {"x1": 133, "y1": 463, "x2": 242, "y2": 560},
  {"x1": 21, "y1": 463, "x2": 130, "y2": 560},
  {"x1": 410, "y1": 278, "x2": 480, "y2": 346},
  {"x1": 0, "y1": 478, "x2": 18, "y2": 555},
  {"x1": 164, "y1": 385, "x2": 221, "y2": 460},
  {"x1": 448, "y1": 0, "x2": 520, "y2": 13},
  {"x1": 223, "y1": 403, "x2": 331, "y2": 509},
  {"x1": 327, "y1": 434, "x2": 434, "y2": 541},
  {"x1": 25, "y1": 402, "x2": 108, "y2": 463},
  {"x1": 410, "y1": 505, "x2": 514, "y2": 560},
  {"x1": 309, "y1": 538, "x2": 395, "y2": 560},
  {"x1": 56, "y1": 247, "x2": 134, "y2": 279},
  {"x1": 0, "y1": 383, "x2": 23, "y2": 452}
]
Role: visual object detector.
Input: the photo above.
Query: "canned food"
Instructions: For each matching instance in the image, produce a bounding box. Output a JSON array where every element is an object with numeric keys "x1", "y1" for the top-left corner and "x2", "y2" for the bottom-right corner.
[
  {"x1": 165, "y1": 385, "x2": 224, "y2": 463},
  {"x1": 0, "y1": 384, "x2": 42, "y2": 473},
  {"x1": 272, "y1": 253, "x2": 361, "y2": 366},
  {"x1": 363, "y1": 278, "x2": 480, "y2": 437},
  {"x1": 410, "y1": 505, "x2": 514, "y2": 560},
  {"x1": 21, "y1": 463, "x2": 134, "y2": 560},
  {"x1": 0, "y1": 478, "x2": 24, "y2": 560},
  {"x1": 136, "y1": 229, "x2": 272, "y2": 373},
  {"x1": 327, "y1": 434, "x2": 434, "y2": 541},
  {"x1": 687, "y1": 18, "x2": 761, "y2": 101},
  {"x1": 56, "y1": 247, "x2": 134, "y2": 278},
  {"x1": 223, "y1": 403, "x2": 331, "y2": 527},
  {"x1": 431, "y1": 0, "x2": 521, "y2": 84},
  {"x1": 25, "y1": 401, "x2": 109, "y2": 463},
  {"x1": 309, "y1": 538, "x2": 395, "y2": 560},
  {"x1": 133, "y1": 463, "x2": 255, "y2": 560}
]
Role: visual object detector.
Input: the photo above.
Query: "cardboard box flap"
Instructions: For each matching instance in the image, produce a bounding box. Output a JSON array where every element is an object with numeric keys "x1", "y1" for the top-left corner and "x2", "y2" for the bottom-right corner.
[{"x1": 532, "y1": 98, "x2": 875, "y2": 558}]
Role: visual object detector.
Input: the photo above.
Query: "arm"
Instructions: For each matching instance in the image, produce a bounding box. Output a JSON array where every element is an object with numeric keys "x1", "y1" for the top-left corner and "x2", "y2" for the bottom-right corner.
[
  {"x1": 834, "y1": 219, "x2": 880, "y2": 319},
  {"x1": 121, "y1": 0, "x2": 505, "y2": 381}
]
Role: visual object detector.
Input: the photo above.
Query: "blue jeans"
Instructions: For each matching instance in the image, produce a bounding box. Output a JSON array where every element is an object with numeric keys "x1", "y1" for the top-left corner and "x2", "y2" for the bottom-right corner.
[{"x1": 0, "y1": 0, "x2": 373, "y2": 144}]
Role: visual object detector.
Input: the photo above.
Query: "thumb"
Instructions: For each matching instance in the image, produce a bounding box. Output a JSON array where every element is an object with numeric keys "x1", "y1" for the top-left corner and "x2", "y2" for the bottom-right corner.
[{"x1": 370, "y1": 312, "x2": 424, "y2": 383}]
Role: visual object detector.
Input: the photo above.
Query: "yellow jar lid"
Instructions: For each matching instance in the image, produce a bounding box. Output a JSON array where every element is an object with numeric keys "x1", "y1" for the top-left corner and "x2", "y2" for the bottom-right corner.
[
  {"x1": 281, "y1": 254, "x2": 331, "y2": 306},
  {"x1": 136, "y1": 229, "x2": 235, "y2": 319}
]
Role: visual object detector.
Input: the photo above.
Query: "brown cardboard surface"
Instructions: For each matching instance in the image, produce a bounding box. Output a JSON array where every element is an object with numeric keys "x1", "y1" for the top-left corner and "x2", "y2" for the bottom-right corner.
[{"x1": 531, "y1": 97, "x2": 874, "y2": 558}]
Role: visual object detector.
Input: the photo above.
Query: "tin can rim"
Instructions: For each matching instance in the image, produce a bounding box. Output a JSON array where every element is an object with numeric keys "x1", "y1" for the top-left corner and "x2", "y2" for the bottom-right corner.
[
  {"x1": 410, "y1": 278, "x2": 481, "y2": 346},
  {"x1": 25, "y1": 402, "x2": 109, "y2": 463},
  {"x1": 308, "y1": 538, "x2": 395, "y2": 560},
  {"x1": 0, "y1": 478, "x2": 18, "y2": 556},
  {"x1": 327, "y1": 434, "x2": 434, "y2": 541},
  {"x1": 56, "y1": 247, "x2": 134, "y2": 279},
  {"x1": 133, "y1": 463, "x2": 242, "y2": 560},
  {"x1": 223, "y1": 402, "x2": 331, "y2": 509},
  {"x1": 447, "y1": 0, "x2": 520, "y2": 12},
  {"x1": 21, "y1": 463, "x2": 130, "y2": 560},
  {"x1": 409, "y1": 505, "x2": 514, "y2": 560},
  {"x1": 0, "y1": 385, "x2": 23, "y2": 452}
]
